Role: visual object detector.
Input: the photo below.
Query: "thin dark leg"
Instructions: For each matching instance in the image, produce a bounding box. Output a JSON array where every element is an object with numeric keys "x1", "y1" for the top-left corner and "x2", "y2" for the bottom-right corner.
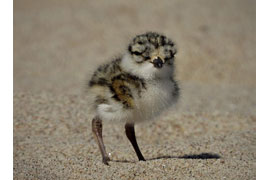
[
  {"x1": 92, "y1": 116, "x2": 110, "y2": 165},
  {"x1": 125, "y1": 123, "x2": 146, "y2": 161}
]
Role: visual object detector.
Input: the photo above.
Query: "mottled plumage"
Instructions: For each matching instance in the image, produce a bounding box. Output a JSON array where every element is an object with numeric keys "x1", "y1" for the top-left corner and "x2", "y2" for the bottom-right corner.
[
  {"x1": 87, "y1": 32, "x2": 180, "y2": 165},
  {"x1": 89, "y1": 58, "x2": 146, "y2": 110}
]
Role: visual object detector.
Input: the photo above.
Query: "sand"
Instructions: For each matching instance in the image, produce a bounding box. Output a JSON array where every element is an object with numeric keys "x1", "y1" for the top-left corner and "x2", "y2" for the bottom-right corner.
[{"x1": 14, "y1": 0, "x2": 255, "y2": 179}]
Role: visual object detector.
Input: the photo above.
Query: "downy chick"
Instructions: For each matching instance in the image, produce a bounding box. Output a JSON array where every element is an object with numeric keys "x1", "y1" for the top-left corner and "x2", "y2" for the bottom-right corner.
[{"x1": 88, "y1": 32, "x2": 179, "y2": 165}]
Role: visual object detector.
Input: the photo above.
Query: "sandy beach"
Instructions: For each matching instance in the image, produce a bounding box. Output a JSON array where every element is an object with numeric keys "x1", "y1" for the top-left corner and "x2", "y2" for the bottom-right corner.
[{"x1": 14, "y1": 0, "x2": 255, "y2": 179}]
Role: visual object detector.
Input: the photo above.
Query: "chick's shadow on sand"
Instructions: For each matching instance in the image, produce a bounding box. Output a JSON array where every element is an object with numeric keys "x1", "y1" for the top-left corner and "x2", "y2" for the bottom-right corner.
[{"x1": 111, "y1": 153, "x2": 221, "y2": 163}]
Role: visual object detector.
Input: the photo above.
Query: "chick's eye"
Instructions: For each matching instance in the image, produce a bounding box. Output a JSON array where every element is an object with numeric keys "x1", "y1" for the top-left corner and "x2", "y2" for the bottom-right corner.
[
  {"x1": 164, "y1": 49, "x2": 171, "y2": 55},
  {"x1": 164, "y1": 55, "x2": 174, "y2": 61},
  {"x1": 144, "y1": 56, "x2": 151, "y2": 60},
  {"x1": 164, "y1": 57, "x2": 169, "y2": 61},
  {"x1": 133, "y1": 51, "x2": 142, "y2": 56}
]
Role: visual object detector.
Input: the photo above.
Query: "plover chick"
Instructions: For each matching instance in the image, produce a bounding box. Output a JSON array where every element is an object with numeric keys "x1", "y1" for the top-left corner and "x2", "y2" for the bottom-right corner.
[{"x1": 88, "y1": 32, "x2": 179, "y2": 165}]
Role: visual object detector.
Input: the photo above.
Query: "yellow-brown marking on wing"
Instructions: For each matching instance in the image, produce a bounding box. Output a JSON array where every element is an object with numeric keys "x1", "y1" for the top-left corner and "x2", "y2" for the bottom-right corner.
[{"x1": 112, "y1": 79, "x2": 134, "y2": 108}]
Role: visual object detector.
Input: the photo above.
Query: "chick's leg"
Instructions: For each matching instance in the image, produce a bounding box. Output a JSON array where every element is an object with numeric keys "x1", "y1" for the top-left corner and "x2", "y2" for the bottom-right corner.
[
  {"x1": 125, "y1": 123, "x2": 146, "y2": 161},
  {"x1": 92, "y1": 116, "x2": 110, "y2": 165}
]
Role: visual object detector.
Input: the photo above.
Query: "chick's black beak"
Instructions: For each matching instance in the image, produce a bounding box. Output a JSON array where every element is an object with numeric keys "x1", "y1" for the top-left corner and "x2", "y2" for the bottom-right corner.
[{"x1": 152, "y1": 57, "x2": 163, "y2": 68}]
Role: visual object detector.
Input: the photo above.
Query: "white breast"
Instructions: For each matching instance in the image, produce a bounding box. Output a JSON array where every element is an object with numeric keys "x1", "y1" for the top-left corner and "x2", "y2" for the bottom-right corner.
[
  {"x1": 96, "y1": 78, "x2": 177, "y2": 124},
  {"x1": 132, "y1": 78, "x2": 177, "y2": 123}
]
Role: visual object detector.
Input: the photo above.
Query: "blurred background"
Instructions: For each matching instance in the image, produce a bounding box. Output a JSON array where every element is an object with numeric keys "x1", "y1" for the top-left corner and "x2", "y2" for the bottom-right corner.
[
  {"x1": 14, "y1": 0, "x2": 256, "y2": 179},
  {"x1": 14, "y1": 0, "x2": 255, "y2": 94}
]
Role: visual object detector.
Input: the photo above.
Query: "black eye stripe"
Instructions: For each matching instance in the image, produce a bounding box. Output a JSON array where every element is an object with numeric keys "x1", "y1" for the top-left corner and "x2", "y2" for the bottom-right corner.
[
  {"x1": 165, "y1": 54, "x2": 175, "y2": 61},
  {"x1": 144, "y1": 56, "x2": 151, "y2": 60},
  {"x1": 164, "y1": 48, "x2": 176, "y2": 56},
  {"x1": 132, "y1": 51, "x2": 143, "y2": 56}
]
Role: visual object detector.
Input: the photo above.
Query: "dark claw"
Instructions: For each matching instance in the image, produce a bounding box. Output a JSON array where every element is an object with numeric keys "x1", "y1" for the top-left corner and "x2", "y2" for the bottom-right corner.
[{"x1": 102, "y1": 157, "x2": 110, "y2": 165}]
